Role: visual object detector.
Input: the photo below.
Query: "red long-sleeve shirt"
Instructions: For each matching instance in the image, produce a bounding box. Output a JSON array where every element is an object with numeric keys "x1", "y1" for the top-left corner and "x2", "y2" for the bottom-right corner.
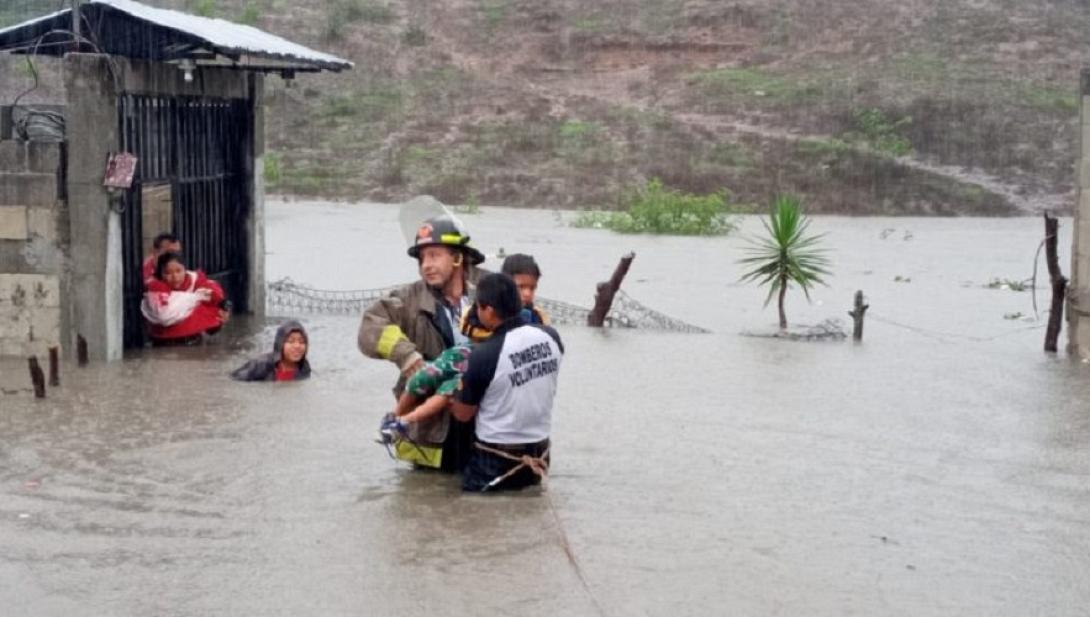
[{"x1": 145, "y1": 271, "x2": 226, "y2": 340}]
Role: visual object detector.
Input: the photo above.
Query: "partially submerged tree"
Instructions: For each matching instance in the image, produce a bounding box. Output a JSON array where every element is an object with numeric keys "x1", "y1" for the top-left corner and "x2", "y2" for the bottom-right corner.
[{"x1": 739, "y1": 195, "x2": 831, "y2": 329}]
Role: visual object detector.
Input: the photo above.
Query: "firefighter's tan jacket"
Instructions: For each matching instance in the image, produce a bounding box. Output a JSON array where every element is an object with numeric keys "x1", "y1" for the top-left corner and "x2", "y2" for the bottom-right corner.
[{"x1": 358, "y1": 267, "x2": 482, "y2": 444}]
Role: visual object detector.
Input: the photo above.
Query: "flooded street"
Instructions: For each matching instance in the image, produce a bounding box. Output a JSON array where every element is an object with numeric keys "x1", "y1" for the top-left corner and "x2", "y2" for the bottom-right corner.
[{"x1": 3, "y1": 200, "x2": 1090, "y2": 616}]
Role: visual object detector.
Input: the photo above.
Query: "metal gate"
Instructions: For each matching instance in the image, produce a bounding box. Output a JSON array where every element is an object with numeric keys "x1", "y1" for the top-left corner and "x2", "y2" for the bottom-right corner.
[{"x1": 118, "y1": 94, "x2": 252, "y2": 349}]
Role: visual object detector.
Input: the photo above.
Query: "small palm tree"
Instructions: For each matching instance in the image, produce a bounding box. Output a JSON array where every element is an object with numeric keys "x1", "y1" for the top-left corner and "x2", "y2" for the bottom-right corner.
[{"x1": 739, "y1": 195, "x2": 831, "y2": 329}]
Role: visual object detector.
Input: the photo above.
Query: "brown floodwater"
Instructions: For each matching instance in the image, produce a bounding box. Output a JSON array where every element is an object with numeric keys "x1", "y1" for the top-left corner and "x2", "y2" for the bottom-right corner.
[{"x1": 2, "y1": 200, "x2": 1089, "y2": 616}]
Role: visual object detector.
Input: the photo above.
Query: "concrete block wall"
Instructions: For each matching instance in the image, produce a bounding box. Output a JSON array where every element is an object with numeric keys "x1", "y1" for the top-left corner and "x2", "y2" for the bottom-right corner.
[
  {"x1": 0, "y1": 274, "x2": 61, "y2": 356},
  {"x1": 0, "y1": 140, "x2": 65, "y2": 358}
]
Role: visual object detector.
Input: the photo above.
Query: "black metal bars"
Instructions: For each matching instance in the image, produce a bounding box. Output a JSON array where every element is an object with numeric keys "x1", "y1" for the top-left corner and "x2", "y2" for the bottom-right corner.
[{"x1": 118, "y1": 93, "x2": 252, "y2": 349}]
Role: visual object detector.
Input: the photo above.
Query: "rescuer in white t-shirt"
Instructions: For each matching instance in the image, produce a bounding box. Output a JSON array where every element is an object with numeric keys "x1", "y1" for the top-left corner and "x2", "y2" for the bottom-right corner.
[{"x1": 451, "y1": 273, "x2": 564, "y2": 492}]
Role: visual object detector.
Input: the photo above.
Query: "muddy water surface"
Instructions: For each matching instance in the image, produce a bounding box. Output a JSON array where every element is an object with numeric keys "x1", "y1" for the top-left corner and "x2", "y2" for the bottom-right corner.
[{"x1": 2, "y1": 200, "x2": 1089, "y2": 616}]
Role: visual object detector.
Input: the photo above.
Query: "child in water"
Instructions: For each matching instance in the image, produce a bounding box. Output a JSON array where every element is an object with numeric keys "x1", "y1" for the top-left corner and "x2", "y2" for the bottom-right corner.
[{"x1": 231, "y1": 321, "x2": 311, "y2": 382}]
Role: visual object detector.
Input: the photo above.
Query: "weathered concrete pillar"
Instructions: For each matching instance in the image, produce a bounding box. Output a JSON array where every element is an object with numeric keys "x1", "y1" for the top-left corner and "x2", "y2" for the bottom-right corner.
[
  {"x1": 247, "y1": 73, "x2": 266, "y2": 318},
  {"x1": 1070, "y1": 71, "x2": 1090, "y2": 359},
  {"x1": 64, "y1": 54, "x2": 123, "y2": 362}
]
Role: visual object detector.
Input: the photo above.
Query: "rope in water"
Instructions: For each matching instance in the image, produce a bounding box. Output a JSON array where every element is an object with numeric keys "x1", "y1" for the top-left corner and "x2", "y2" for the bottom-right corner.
[
  {"x1": 472, "y1": 443, "x2": 607, "y2": 616},
  {"x1": 544, "y1": 490, "x2": 609, "y2": 617},
  {"x1": 473, "y1": 443, "x2": 550, "y2": 492}
]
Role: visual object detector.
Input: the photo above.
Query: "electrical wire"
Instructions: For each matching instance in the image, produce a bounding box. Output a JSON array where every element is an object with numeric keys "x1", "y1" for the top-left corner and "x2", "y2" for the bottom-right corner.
[
  {"x1": 6, "y1": 13, "x2": 124, "y2": 141},
  {"x1": 1031, "y1": 237, "x2": 1046, "y2": 319},
  {"x1": 868, "y1": 312, "x2": 1046, "y2": 344}
]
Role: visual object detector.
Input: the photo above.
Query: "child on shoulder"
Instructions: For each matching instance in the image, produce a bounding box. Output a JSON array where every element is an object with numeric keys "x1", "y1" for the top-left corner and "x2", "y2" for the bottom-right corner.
[{"x1": 501, "y1": 253, "x2": 549, "y2": 325}]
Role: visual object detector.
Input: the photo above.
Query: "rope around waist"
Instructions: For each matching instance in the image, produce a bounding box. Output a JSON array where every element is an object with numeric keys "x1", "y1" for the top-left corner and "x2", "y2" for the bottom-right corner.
[{"x1": 474, "y1": 440, "x2": 550, "y2": 490}]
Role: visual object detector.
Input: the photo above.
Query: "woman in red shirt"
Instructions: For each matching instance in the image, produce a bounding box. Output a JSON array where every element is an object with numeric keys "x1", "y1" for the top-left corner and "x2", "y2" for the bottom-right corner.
[{"x1": 142, "y1": 252, "x2": 229, "y2": 344}]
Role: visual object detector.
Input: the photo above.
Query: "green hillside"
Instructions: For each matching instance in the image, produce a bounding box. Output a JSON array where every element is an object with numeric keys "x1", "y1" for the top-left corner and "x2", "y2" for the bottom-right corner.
[{"x1": 7, "y1": 0, "x2": 1090, "y2": 214}]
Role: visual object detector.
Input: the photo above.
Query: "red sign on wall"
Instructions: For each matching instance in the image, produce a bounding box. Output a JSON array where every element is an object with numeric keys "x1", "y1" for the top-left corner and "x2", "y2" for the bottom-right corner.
[{"x1": 103, "y1": 152, "x2": 138, "y2": 189}]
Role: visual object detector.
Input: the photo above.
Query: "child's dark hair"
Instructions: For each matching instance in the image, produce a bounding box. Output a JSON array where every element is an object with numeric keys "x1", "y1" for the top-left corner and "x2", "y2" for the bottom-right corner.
[
  {"x1": 475, "y1": 273, "x2": 522, "y2": 320},
  {"x1": 501, "y1": 253, "x2": 541, "y2": 279},
  {"x1": 155, "y1": 251, "x2": 184, "y2": 281},
  {"x1": 153, "y1": 232, "x2": 179, "y2": 250}
]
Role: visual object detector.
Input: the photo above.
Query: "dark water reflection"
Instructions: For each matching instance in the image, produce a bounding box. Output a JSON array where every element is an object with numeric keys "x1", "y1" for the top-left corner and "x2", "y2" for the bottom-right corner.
[{"x1": 2, "y1": 202, "x2": 1089, "y2": 615}]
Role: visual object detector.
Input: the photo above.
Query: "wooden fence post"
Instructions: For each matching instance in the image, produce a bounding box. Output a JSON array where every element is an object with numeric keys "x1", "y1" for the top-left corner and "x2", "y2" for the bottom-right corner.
[
  {"x1": 77, "y1": 335, "x2": 89, "y2": 366},
  {"x1": 1044, "y1": 213, "x2": 1067, "y2": 353},
  {"x1": 28, "y1": 357, "x2": 45, "y2": 398},
  {"x1": 48, "y1": 346, "x2": 60, "y2": 387},
  {"x1": 848, "y1": 290, "x2": 868, "y2": 342},
  {"x1": 588, "y1": 252, "x2": 635, "y2": 327}
]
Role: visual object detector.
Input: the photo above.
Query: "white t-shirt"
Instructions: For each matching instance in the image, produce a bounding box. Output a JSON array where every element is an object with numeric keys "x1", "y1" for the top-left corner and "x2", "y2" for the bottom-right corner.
[{"x1": 456, "y1": 321, "x2": 564, "y2": 444}]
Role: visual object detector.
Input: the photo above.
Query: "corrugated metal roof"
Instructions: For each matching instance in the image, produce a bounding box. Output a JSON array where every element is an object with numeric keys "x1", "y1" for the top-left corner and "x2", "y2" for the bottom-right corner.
[
  {"x1": 0, "y1": 0, "x2": 352, "y2": 72},
  {"x1": 93, "y1": 0, "x2": 351, "y2": 69},
  {"x1": 0, "y1": 8, "x2": 70, "y2": 36}
]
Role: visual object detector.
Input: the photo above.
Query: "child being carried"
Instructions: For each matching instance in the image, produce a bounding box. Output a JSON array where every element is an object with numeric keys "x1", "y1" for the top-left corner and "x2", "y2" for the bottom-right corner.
[{"x1": 378, "y1": 304, "x2": 493, "y2": 445}]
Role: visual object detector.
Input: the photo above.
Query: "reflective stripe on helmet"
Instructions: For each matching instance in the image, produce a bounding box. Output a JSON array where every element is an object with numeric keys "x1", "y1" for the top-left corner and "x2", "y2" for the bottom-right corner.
[{"x1": 440, "y1": 233, "x2": 465, "y2": 245}]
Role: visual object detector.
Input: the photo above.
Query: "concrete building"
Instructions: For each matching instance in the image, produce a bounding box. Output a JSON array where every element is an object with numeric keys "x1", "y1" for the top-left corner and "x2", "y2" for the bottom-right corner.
[
  {"x1": 0, "y1": 0, "x2": 349, "y2": 361},
  {"x1": 1072, "y1": 71, "x2": 1090, "y2": 359}
]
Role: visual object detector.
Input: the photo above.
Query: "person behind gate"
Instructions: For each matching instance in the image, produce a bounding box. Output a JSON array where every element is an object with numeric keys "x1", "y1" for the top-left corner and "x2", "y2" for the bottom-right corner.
[
  {"x1": 451, "y1": 273, "x2": 564, "y2": 493},
  {"x1": 143, "y1": 232, "x2": 182, "y2": 284},
  {"x1": 142, "y1": 252, "x2": 230, "y2": 344}
]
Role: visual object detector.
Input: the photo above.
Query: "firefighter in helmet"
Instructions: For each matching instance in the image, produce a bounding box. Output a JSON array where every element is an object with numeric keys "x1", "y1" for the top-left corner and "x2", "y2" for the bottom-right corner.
[{"x1": 359, "y1": 211, "x2": 485, "y2": 471}]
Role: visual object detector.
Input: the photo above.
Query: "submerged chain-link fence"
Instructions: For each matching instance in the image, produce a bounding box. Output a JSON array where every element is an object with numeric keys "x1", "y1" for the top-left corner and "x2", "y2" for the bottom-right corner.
[{"x1": 266, "y1": 279, "x2": 708, "y2": 333}]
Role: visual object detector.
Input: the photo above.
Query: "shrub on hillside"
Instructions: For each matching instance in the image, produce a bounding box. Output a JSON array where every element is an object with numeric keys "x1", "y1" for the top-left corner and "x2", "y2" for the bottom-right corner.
[
  {"x1": 573, "y1": 179, "x2": 737, "y2": 235},
  {"x1": 402, "y1": 25, "x2": 428, "y2": 46},
  {"x1": 326, "y1": 0, "x2": 395, "y2": 39},
  {"x1": 845, "y1": 108, "x2": 913, "y2": 157},
  {"x1": 191, "y1": 0, "x2": 216, "y2": 18},
  {"x1": 264, "y1": 152, "x2": 282, "y2": 186},
  {"x1": 238, "y1": 3, "x2": 261, "y2": 26}
]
